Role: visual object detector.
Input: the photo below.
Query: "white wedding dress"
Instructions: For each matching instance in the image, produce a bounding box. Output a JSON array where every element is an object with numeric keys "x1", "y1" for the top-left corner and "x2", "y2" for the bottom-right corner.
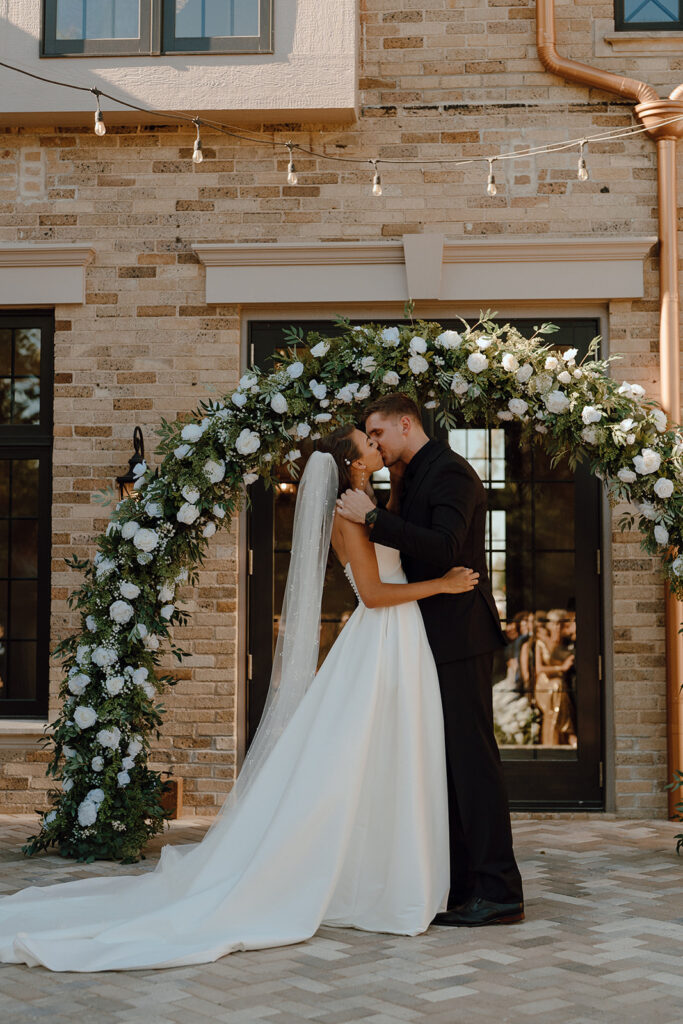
[{"x1": 0, "y1": 544, "x2": 449, "y2": 972}]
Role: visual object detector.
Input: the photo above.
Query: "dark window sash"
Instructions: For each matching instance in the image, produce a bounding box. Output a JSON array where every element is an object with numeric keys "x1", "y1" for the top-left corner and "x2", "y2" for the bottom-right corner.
[{"x1": 614, "y1": 0, "x2": 683, "y2": 31}]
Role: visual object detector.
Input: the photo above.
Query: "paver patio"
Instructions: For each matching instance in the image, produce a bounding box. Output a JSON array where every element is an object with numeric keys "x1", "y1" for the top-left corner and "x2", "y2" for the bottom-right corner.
[{"x1": 0, "y1": 815, "x2": 680, "y2": 1024}]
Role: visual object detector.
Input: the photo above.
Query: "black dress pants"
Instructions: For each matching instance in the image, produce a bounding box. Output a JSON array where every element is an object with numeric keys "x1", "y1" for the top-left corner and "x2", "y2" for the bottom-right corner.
[{"x1": 437, "y1": 652, "x2": 524, "y2": 905}]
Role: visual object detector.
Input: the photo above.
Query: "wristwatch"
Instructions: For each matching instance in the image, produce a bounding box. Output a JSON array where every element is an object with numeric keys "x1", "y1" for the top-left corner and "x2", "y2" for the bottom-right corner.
[{"x1": 365, "y1": 507, "x2": 379, "y2": 526}]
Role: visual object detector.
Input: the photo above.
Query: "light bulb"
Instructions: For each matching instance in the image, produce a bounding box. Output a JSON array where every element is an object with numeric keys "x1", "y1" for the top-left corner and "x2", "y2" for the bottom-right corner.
[
  {"x1": 486, "y1": 166, "x2": 497, "y2": 197},
  {"x1": 577, "y1": 144, "x2": 589, "y2": 181},
  {"x1": 94, "y1": 111, "x2": 106, "y2": 136},
  {"x1": 286, "y1": 143, "x2": 298, "y2": 184},
  {"x1": 192, "y1": 118, "x2": 203, "y2": 164},
  {"x1": 371, "y1": 162, "x2": 382, "y2": 196}
]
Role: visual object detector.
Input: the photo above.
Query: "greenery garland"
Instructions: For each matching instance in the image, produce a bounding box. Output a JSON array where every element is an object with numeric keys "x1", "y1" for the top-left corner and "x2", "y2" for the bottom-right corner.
[{"x1": 22, "y1": 312, "x2": 683, "y2": 863}]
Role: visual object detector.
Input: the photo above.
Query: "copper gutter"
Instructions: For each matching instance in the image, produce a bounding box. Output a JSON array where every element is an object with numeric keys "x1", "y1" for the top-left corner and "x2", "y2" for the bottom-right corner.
[{"x1": 536, "y1": 0, "x2": 683, "y2": 817}]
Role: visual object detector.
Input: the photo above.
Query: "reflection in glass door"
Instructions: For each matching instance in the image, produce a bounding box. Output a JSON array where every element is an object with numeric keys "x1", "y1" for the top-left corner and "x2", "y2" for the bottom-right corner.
[{"x1": 246, "y1": 318, "x2": 603, "y2": 810}]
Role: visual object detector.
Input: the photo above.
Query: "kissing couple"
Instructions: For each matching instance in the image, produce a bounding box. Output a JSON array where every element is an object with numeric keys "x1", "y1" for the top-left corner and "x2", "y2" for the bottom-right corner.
[{"x1": 0, "y1": 393, "x2": 523, "y2": 973}]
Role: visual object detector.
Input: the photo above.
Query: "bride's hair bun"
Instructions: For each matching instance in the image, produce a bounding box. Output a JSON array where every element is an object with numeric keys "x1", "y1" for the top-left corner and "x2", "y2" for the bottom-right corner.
[{"x1": 315, "y1": 425, "x2": 360, "y2": 497}]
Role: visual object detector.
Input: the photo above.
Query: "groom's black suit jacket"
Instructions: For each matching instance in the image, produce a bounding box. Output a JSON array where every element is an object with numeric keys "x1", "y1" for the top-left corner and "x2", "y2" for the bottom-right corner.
[{"x1": 370, "y1": 439, "x2": 506, "y2": 664}]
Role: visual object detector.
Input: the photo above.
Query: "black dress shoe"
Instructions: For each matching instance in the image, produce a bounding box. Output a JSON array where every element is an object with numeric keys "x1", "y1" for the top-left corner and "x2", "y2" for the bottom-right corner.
[{"x1": 432, "y1": 895, "x2": 524, "y2": 927}]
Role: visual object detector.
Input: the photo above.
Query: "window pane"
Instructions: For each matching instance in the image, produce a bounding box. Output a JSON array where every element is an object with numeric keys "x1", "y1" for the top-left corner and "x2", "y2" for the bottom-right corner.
[
  {"x1": 10, "y1": 581, "x2": 38, "y2": 640},
  {"x1": 14, "y1": 329, "x2": 41, "y2": 376},
  {"x1": 0, "y1": 332, "x2": 10, "y2": 376},
  {"x1": 175, "y1": 0, "x2": 258, "y2": 37},
  {"x1": 6, "y1": 642, "x2": 37, "y2": 701},
  {"x1": 624, "y1": 0, "x2": 678, "y2": 21},
  {"x1": 11, "y1": 521, "x2": 39, "y2": 579},
  {"x1": 12, "y1": 377, "x2": 40, "y2": 425},
  {"x1": 0, "y1": 380, "x2": 10, "y2": 425},
  {"x1": 0, "y1": 521, "x2": 7, "y2": 578},
  {"x1": 56, "y1": 0, "x2": 140, "y2": 40},
  {"x1": 11, "y1": 460, "x2": 40, "y2": 517}
]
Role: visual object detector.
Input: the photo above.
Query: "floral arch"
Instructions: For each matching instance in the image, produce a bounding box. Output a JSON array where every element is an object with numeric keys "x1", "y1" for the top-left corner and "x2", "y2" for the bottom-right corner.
[{"x1": 23, "y1": 313, "x2": 683, "y2": 863}]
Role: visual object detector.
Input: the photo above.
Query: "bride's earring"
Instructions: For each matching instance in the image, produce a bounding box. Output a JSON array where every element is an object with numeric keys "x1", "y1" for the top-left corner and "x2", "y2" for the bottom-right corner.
[{"x1": 359, "y1": 467, "x2": 366, "y2": 490}]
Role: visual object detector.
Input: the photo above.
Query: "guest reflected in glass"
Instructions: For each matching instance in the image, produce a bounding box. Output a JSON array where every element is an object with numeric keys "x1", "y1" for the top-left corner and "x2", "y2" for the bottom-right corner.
[{"x1": 533, "y1": 609, "x2": 576, "y2": 747}]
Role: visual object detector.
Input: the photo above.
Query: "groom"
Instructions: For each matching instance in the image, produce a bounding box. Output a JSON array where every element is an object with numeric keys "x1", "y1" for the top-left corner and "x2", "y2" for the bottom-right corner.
[{"x1": 337, "y1": 393, "x2": 524, "y2": 926}]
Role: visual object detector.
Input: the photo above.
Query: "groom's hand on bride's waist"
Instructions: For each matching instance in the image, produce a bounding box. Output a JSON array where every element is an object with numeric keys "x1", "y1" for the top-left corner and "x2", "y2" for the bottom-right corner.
[{"x1": 336, "y1": 488, "x2": 375, "y2": 524}]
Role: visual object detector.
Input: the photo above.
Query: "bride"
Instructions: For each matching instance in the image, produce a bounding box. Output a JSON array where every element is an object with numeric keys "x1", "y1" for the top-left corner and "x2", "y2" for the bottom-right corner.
[{"x1": 0, "y1": 424, "x2": 478, "y2": 972}]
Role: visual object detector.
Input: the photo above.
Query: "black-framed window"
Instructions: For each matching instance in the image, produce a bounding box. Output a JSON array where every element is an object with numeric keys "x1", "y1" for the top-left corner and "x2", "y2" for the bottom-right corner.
[
  {"x1": 42, "y1": 0, "x2": 273, "y2": 56},
  {"x1": 0, "y1": 314, "x2": 53, "y2": 719},
  {"x1": 615, "y1": 0, "x2": 683, "y2": 30}
]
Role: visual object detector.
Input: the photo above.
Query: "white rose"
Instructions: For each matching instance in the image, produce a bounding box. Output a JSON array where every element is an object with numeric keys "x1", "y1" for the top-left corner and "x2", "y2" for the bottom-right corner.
[
  {"x1": 213, "y1": 504, "x2": 226, "y2": 519},
  {"x1": 409, "y1": 336, "x2": 427, "y2": 355},
  {"x1": 128, "y1": 738, "x2": 143, "y2": 757},
  {"x1": 85, "y1": 615, "x2": 97, "y2": 632},
  {"x1": 238, "y1": 372, "x2": 258, "y2": 391},
  {"x1": 355, "y1": 384, "x2": 371, "y2": 401},
  {"x1": 44, "y1": 810, "x2": 57, "y2": 825},
  {"x1": 181, "y1": 485, "x2": 200, "y2": 504},
  {"x1": 68, "y1": 673, "x2": 89, "y2": 696},
  {"x1": 516, "y1": 363, "x2": 533, "y2": 384},
  {"x1": 319, "y1": 399, "x2": 330, "y2": 408},
  {"x1": 142, "y1": 681, "x2": 156, "y2": 699},
  {"x1": 105, "y1": 675, "x2": 125, "y2": 696},
  {"x1": 231, "y1": 391, "x2": 248, "y2": 408},
  {"x1": 242, "y1": 473, "x2": 258, "y2": 487},
  {"x1": 501, "y1": 353, "x2": 519, "y2": 373},
  {"x1": 310, "y1": 379, "x2": 327, "y2": 400},
  {"x1": 177, "y1": 502, "x2": 200, "y2": 525},
  {"x1": 508, "y1": 398, "x2": 528, "y2": 417},
  {"x1": 181, "y1": 423, "x2": 203, "y2": 442},
  {"x1": 174, "y1": 444, "x2": 193, "y2": 459},
  {"x1": 497, "y1": 411, "x2": 514, "y2": 421},
  {"x1": 631, "y1": 384, "x2": 646, "y2": 399},
  {"x1": 117, "y1": 771, "x2": 131, "y2": 787},
  {"x1": 380, "y1": 327, "x2": 400, "y2": 347},
  {"x1": 336, "y1": 386, "x2": 354, "y2": 403},
  {"x1": 582, "y1": 406, "x2": 602, "y2": 425},
  {"x1": 451, "y1": 373, "x2": 469, "y2": 395},
  {"x1": 638, "y1": 501, "x2": 658, "y2": 521},
  {"x1": 131, "y1": 667, "x2": 149, "y2": 686},
  {"x1": 409, "y1": 354, "x2": 429, "y2": 375},
  {"x1": 86, "y1": 788, "x2": 105, "y2": 805},
  {"x1": 120, "y1": 581, "x2": 140, "y2": 600},
  {"x1": 652, "y1": 409, "x2": 667, "y2": 432},
  {"x1": 545, "y1": 356, "x2": 559, "y2": 371},
  {"x1": 654, "y1": 477, "x2": 674, "y2": 499},
  {"x1": 581, "y1": 427, "x2": 598, "y2": 445},
  {"x1": 176, "y1": 568, "x2": 189, "y2": 582},
  {"x1": 143, "y1": 634, "x2": 160, "y2": 651},
  {"x1": 160, "y1": 604, "x2": 175, "y2": 620},
  {"x1": 557, "y1": 370, "x2": 572, "y2": 385},
  {"x1": 296, "y1": 423, "x2": 312, "y2": 439},
  {"x1": 133, "y1": 528, "x2": 159, "y2": 552},
  {"x1": 62, "y1": 745, "x2": 76, "y2": 758},
  {"x1": 109, "y1": 600, "x2": 134, "y2": 625},
  {"x1": 435, "y1": 330, "x2": 462, "y2": 349},
  {"x1": 95, "y1": 557, "x2": 116, "y2": 577},
  {"x1": 383, "y1": 371, "x2": 400, "y2": 386},
  {"x1": 315, "y1": 413, "x2": 332, "y2": 423},
  {"x1": 121, "y1": 755, "x2": 135, "y2": 770},
  {"x1": 633, "y1": 448, "x2": 662, "y2": 475},
  {"x1": 287, "y1": 361, "x2": 304, "y2": 379},
  {"x1": 158, "y1": 584, "x2": 174, "y2": 603},
  {"x1": 535, "y1": 424, "x2": 548, "y2": 434},
  {"x1": 476, "y1": 335, "x2": 494, "y2": 350},
  {"x1": 96, "y1": 726, "x2": 121, "y2": 749},
  {"x1": 563, "y1": 348, "x2": 578, "y2": 363},
  {"x1": 271, "y1": 390, "x2": 290, "y2": 413},
  {"x1": 467, "y1": 352, "x2": 489, "y2": 374},
  {"x1": 359, "y1": 356, "x2": 377, "y2": 373},
  {"x1": 310, "y1": 341, "x2": 330, "y2": 358},
  {"x1": 672, "y1": 556, "x2": 683, "y2": 576},
  {"x1": 620, "y1": 418, "x2": 635, "y2": 431},
  {"x1": 121, "y1": 521, "x2": 140, "y2": 540},
  {"x1": 133, "y1": 622, "x2": 147, "y2": 640},
  {"x1": 78, "y1": 801, "x2": 98, "y2": 827},
  {"x1": 544, "y1": 390, "x2": 570, "y2": 414},
  {"x1": 92, "y1": 646, "x2": 117, "y2": 668},
  {"x1": 74, "y1": 705, "x2": 98, "y2": 729},
  {"x1": 62, "y1": 777, "x2": 74, "y2": 792},
  {"x1": 285, "y1": 449, "x2": 302, "y2": 463},
  {"x1": 201, "y1": 459, "x2": 225, "y2": 485},
  {"x1": 655, "y1": 524, "x2": 670, "y2": 545},
  {"x1": 91, "y1": 756, "x2": 104, "y2": 771},
  {"x1": 235, "y1": 429, "x2": 260, "y2": 456},
  {"x1": 618, "y1": 468, "x2": 637, "y2": 484},
  {"x1": 573, "y1": 369, "x2": 583, "y2": 380}
]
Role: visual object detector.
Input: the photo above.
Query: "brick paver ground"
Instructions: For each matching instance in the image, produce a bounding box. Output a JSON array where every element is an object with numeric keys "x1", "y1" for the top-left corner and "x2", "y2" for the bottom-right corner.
[{"x1": 0, "y1": 815, "x2": 681, "y2": 1023}]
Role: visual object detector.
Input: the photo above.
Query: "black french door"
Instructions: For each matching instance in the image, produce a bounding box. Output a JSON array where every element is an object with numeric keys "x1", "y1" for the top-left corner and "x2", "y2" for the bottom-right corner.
[{"x1": 246, "y1": 318, "x2": 604, "y2": 810}]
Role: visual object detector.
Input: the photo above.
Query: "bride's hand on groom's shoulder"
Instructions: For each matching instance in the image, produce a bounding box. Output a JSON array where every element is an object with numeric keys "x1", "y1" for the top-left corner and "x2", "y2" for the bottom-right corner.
[
  {"x1": 441, "y1": 566, "x2": 479, "y2": 594},
  {"x1": 336, "y1": 488, "x2": 374, "y2": 523}
]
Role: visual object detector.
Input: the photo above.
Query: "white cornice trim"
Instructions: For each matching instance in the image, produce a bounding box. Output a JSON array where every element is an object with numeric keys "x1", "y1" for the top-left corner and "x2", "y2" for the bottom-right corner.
[
  {"x1": 193, "y1": 242, "x2": 405, "y2": 267},
  {"x1": 0, "y1": 244, "x2": 95, "y2": 304},
  {"x1": 442, "y1": 237, "x2": 658, "y2": 263}
]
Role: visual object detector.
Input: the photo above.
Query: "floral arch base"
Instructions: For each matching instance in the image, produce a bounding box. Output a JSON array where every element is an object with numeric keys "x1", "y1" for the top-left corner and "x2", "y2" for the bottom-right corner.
[{"x1": 22, "y1": 313, "x2": 683, "y2": 863}]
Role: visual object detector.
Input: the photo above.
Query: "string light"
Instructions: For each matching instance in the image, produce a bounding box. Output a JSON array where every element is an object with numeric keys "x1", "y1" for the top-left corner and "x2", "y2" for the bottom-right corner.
[
  {"x1": 371, "y1": 160, "x2": 382, "y2": 196},
  {"x1": 577, "y1": 140, "x2": 589, "y2": 182},
  {"x1": 192, "y1": 118, "x2": 203, "y2": 164},
  {"x1": 91, "y1": 88, "x2": 106, "y2": 136},
  {"x1": 486, "y1": 158, "x2": 497, "y2": 197},
  {"x1": 286, "y1": 142, "x2": 298, "y2": 185}
]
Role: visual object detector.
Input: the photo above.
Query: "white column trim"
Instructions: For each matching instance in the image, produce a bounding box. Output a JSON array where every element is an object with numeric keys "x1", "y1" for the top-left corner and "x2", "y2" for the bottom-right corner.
[{"x1": 0, "y1": 244, "x2": 95, "y2": 305}]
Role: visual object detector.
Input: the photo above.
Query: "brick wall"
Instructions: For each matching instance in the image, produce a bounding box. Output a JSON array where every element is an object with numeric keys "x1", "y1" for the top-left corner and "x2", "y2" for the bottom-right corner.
[{"x1": 0, "y1": 0, "x2": 677, "y2": 817}]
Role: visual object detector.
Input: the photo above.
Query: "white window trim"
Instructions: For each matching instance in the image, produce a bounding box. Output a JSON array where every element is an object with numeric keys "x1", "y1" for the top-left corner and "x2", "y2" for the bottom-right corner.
[{"x1": 0, "y1": 245, "x2": 95, "y2": 305}]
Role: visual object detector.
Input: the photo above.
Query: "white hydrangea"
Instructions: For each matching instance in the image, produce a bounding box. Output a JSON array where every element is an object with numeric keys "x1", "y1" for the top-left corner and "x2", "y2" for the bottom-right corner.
[
  {"x1": 501, "y1": 353, "x2": 519, "y2": 373},
  {"x1": 68, "y1": 673, "x2": 89, "y2": 696},
  {"x1": 177, "y1": 502, "x2": 200, "y2": 525},
  {"x1": 203, "y1": 522, "x2": 217, "y2": 537},
  {"x1": 310, "y1": 341, "x2": 330, "y2": 358},
  {"x1": 467, "y1": 352, "x2": 488, "y2": 374},
  {"x1": 582, "y1": 406, "x2": 602, "y2": 425},
  {"x1": 451, "y1": 373, "x2": 469, "y2": 395},
  {"x1": 97, "y1": 726, "x2": 121, "y2": 749},
  {"x1": 119, "y1": 580, "x2": 140, "y2": 600},
  {"x1": 409, "y1": 354, "x2": 429, "y2": 375},
  {"x1": 91, "y1": 755, "x2": 104, "y2": 771},
  {"x1": 380, "y1": 326, "x2": 400, "y2": 347},
  {"x1": 109, "y1": 600, "x2": 134, "y2": 625},
  {"x1": 105, "y1": 675, "x2": 125, "y2": 696},
  {"x1": 77, "y1": 801, "x2": 98, "y2": 827},
  {"x1": 654, "y1": 478, "x2": 674, "y2": 499},
  {"x1": 633, "y1": 448, "x2": 662, "y2": 475},
  {"x1": 181, "y1": 422, "x2": 204, "y2": 442},
  {"x1": 203, "y1": 459, "x2": 226, "y2": 484},
  {"x1": 92, "y1": 646, "x2": 117, "y2": 668},
  {"x1": 655, "y1": 524, "x2": 670, "y2": 545},
  {"x1": 508, "y1": 398, "x2": 528, "y2": 417},
  {"x1": 174, "y1": 443, "x2": 193, "y2": 458},
  {"x1": 516, "y1": 363, "x2": 533, "y2": 384},
  {"x1": 435, "y1": 330, "x2": 461, "y2": 349},
  {"x1": 74, "y1": 705, "x2": 98, "y2": 729},
  {"x1": 287, "y1": 361, "x2": 304, "y2": 379},
  {"x1": 618, "y1": 468, "x2": 637, "y2": 484},
  {"x1": 409, "y1": 336, "x2": 427, "y2": 355},
  {"x1": 133, "y1": 527, "x2": 159, "y2": 552},
  {"x1": 235, "y1": 429, "x2": 260, "y2": 456},
  {"x1": 544, "y1": 390, "x2": 570, "y2": 415},
  {"x1": 310, "y1": 379, "x2": 327, "y2": 400},
  {"x1": 383, "y1": 370, "x2": 400, "y2": 386}
]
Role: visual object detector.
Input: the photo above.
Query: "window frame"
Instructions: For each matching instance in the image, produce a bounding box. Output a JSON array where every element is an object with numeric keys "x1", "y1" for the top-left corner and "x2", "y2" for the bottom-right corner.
[
  {"x1": 41, "y1": 0, "x2": 273, "y2": 57},
  {"x1": 614, "y1": 0, "x2": 683, "y2": 32},
  {"x1": 0, "y1": 312, "x2": 53, "y2": 719}
]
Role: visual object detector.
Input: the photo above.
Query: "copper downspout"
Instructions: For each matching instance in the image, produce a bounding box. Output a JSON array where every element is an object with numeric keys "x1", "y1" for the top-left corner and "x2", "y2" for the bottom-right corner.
[{"x1": 536, "y1": 0, "x2": 683, "y2": 817}]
